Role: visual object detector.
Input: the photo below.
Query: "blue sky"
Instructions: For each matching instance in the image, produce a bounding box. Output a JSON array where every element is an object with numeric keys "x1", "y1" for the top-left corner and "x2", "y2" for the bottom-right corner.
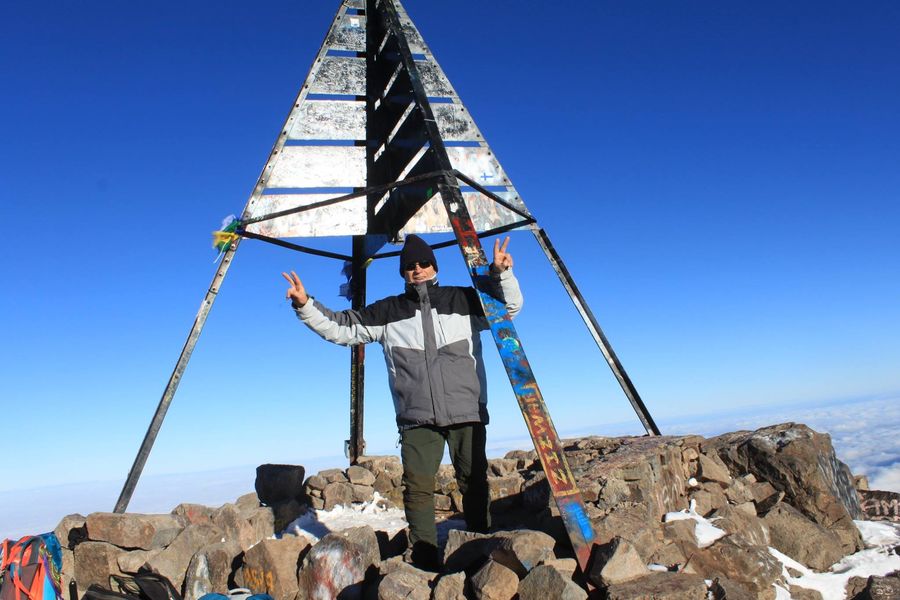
[{"x1": 2, "y1": 0, "x2": 899, "y2": 517}]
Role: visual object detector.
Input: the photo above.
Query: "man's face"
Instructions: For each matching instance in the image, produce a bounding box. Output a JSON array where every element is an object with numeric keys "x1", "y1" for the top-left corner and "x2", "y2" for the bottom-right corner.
[{"x1": 403, "y1": 260, "x2": 437, "y2": 285}]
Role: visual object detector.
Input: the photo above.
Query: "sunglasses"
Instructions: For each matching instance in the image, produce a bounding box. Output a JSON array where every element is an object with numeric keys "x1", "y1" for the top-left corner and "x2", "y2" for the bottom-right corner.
[{"x1": 403, "y1": 260, "x2": 433, "y2": 272}]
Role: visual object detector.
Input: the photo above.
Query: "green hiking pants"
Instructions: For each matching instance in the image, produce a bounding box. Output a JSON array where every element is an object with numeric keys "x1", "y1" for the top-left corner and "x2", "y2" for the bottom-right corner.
[{"x1": 400, "y1": 422, "x2": 490, "y2": 549}]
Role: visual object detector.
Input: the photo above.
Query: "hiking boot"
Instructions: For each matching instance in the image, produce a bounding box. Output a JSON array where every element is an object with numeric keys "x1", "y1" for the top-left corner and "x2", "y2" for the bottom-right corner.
[{"x1": 403, "y1": 541, "x2": 441, "y2": 572}]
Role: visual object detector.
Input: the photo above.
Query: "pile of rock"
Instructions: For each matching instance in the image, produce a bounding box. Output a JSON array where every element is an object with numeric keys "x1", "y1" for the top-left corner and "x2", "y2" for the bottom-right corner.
[{"x1": 52, "y1": 423, "x2": 899, "y2": 599}]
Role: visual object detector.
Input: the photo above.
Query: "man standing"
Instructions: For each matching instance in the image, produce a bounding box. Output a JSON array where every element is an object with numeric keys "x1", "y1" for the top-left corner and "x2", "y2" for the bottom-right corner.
[{"x1": 282, "y1": 234, "x2": 522, "y2": 569}]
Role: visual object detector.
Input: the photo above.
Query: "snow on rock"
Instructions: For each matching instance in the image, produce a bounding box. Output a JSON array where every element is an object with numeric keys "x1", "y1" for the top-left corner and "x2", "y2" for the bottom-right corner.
[
  {"x1": 663, "y1": 499, "x2": 726, "y2": 548},
  {"x1": 284, "y1": 492, "x2": 407, "y2": 543},
  {"x1": 768, "y1": 519, "x2": 900, "y2": 600}
]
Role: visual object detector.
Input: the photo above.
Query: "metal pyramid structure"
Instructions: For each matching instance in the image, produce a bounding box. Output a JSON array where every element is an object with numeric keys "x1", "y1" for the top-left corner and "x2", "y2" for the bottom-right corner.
[
  {"x1": 116, "y1": 0, "x2": 660, "y2": 572},
  {"x1": 241, "y1": 0, "x2": 531, "y2": 243}
]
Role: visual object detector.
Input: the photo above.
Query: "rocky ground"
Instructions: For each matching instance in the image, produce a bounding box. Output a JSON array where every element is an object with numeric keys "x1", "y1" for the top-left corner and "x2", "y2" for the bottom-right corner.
[{"x1": 54, "y1": 423, "x2": 900, "y2": 599}]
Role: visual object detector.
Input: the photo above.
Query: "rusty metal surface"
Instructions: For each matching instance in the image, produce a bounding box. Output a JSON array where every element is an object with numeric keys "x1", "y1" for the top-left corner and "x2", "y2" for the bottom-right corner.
[
  {"x1": 308, "y1": 56, "x2": 366, "y2": 96},
  {"x1": 287, "y1": 100, "x2": 366, "y2": 140},
  {"x1": 245, "y1": 193, "x2": 367, "y2": 238},
  {"x1": 266, "y1": 145, "x2": 366, "y2": 188}
]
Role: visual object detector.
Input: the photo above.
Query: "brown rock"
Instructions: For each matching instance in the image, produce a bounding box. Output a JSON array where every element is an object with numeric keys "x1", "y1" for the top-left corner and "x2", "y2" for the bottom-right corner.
[
  {"x1": 853, "y1": 572, "x2": 900, "y2": 599},
  {"x1": 690, "y1": 488, "x2": 728, "y2": 517},
  {"x1": 144, "y1": 523, "x2": 224, "y2": 592},
  {"x1": 212, "y1": 503, "x2": 271, "y2": 551},
  {"x1": 541, "y1": 557, "x2": 577, "y2": 579},
  {"x1": 708, "y1": 423, "x2": 863, "y2": 553},
  {"x1": 60, "y1": 548, "x2": 75, "y2": 600},
  {"x1": 183, "y1": 539, "x2": 242, "y2": 600},
  {"x1": 356, "y1": 455, "x2": 403, "y2": 484},
  {"x1": 435, "y1": 464, "x2": 459, "y2": 495},
  {"x1": 489, "y1": 530, "x2": 556, "y2": 577},
  {"x1": 648, "y1": 543, "x2": 687, "y2": 571},
  {"x1": 377, "y1": 566, "x2": 433, "y2": 600},
  {"x1": 351, "y1": 484, "x2": 375, "y2": 504},
  {"x1": 297, "y1": 533, "x2": 366, "y2": 599},
  {"x1": 347, "y1": 465, "x2": 376, "y2": 486},
  {"x1": 85, "y1": 513, "x2": 183, "y2": 550},
  {"x1": 708, "y1": 577, "x2": 756, "y2": 600},
  {"x1": 323, "y1": 482, "x2": 354, "y2": 509},
  {"x1": 434, "y1": 494, "x2": 452, "y2": 512},
  {"x1": 788, "y1": 585, "x2": 823, "y2": 600},
  {"x1": 469, "y1": 559, "x2": 519, "y2": 600},
  {"x1": 242, "y1": 536, "x2": 310, "y2": 600},
  {"x1": 432, "y1": 572, "x2": 466, "y2": 600},
  {"x1": 172, "y1": 504, "x2": 215, "y2": 527},
  {"x1": 305, "y1": 474, "x2": 328, "y2": 491},
  {"x1": 443, "y1": 530, "x2": 509, "y2": 574},
  {"x1": 605, "y1": 571, "x2": 708, "y2": 600},
  {"x1": 763, "y1": 503, "x2": 843, "y2": 571},
  {"x1": 698, "y1": 453, "x2": 733, "y2": 486},
  {"x1": 710, "y1": 504, "x2": 769, "y2": 547},
  {"x1": 488, "y1": 474, "x2": 523, "y2": 501},
  {"x1": 235, "y1": 492, "x2": 262, "y2": 514},
  {"x1": 518, "y1": 564, "x2": 587, "y2": 600},
  {"x1": 116, "y1": 548, "x2": 160, "y2": 573},
  {"x1": 488, "y1": 459, "x2": 520, "y2": 477},
  {"x1": 593, "y1": 506, "x2": 662, "y2": 562},
  {"x1": 54, "y1": 514, "x2": 88, "y2": 550},
  {"x1": 319, "y1": 468, "x2": 349, "y2": 484},
  {"x1": 687, "y1": 536, "x2": 782, "y2": 595},
  {"x1": 73, "y1": 542, "x2": 124, "y2": 596},
  {"x1": 587, "y1": 537, "x2": 647, "y2": 587},
  {"x1": 334, "y1": 525, "x2": 381, "y2": 570},
  {"x1": 722, "y1": 479, "x2": 755, "y2": 504}
]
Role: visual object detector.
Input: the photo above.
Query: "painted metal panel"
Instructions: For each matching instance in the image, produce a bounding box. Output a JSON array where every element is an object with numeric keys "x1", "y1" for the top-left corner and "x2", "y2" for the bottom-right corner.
[
  {"x1": 244, "y1": 193, "x2": 367, "y2": 238},
  {"x1": 418, "y1": 62, "x2": 454, "y2": 97},
  {"x1": 433, "y1": 104, "x2": 481, "y2": 141},
  {"x1": 446, "y1": 147, "x2": 508, "y2": 186},
  {"x1": 287, "y1": 100, "x2": 366, "y2": 140},
  {"x1": 400, "y1": 191, "x2": 528, "y2": 235},
  {"x1": 326, "y1": 14, "x2": 366, "y2": 52},
  {"x1": 266, "y1": 146, "x2": 366, "y2": 189},
  {"x1": 308, "y1": 56, "x2": 366, "y2": 96}
]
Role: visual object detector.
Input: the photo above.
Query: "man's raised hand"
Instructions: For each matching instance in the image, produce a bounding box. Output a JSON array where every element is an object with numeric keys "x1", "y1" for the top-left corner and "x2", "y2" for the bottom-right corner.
[
  {"x1": 492, "y1": 236, "x2": 514, "y2": 272},
  {"x1": 282, "y1": 271, "x2": 309, "y2": 307}
]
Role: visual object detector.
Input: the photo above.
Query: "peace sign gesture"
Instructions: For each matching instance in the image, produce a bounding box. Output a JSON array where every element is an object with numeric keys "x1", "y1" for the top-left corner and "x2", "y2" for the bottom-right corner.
[{"x1": 492, "y1": 236, "x2": 514, "y2": 272}]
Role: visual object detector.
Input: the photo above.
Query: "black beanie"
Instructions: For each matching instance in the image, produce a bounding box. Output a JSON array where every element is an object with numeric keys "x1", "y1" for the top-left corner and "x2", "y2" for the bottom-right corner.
[{"x1": 399, "y1": 234, "x2": 438, "y2": 275}]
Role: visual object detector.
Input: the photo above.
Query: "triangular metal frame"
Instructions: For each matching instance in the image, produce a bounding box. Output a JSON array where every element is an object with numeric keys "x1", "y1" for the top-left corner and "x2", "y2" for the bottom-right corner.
[{"x1": 115, "y1": 0, "x2": 660, "y2": 572}]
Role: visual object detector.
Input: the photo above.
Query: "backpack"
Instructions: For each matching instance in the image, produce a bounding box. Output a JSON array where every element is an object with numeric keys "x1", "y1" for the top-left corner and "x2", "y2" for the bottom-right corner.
[{"x1": 0, "y1": 534, "x2": 63, "y2": 600}]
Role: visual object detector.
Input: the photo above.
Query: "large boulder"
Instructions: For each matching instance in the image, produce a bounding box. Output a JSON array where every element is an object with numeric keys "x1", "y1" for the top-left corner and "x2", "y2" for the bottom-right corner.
[
  {"x1": 587, "y1": 537, "x2": 647, "y2": 588},
  {"x1": 212, "y1": 503, "x2": 273, "y2": 551},
  {"x1": 297, "y1": 533, "x2": 366, "y2": 599},
  {"x1": 685, "y1": 536, "x2": 783, "y2": 596},
  {"x1": 183, "y1": 539, "x2": 243, "y2": 600},
  {"x1": 242, "y1": 536, "x2": 311, "y2": 600},
  {"x1": 605, "y1": 572, "x2": 709, "y2": 600},
  {"x1": 144, "y1": 524, "x2": 224, "y2": 592},
  {"x1": 517, "y1": 564, "x2": 587, "y2": 600},
  {"x1": 489, "y1": 530, "x2": 556, "y2": 578},
  {"x1": 707, "y1": 423, "x2": 863, "y2": 553},
  {"x1": 85, "y1": 513, "x2": 182, "y2": 550},
  {"x1": 73, "y1": 541, "x2": 125, "y2": 597},
  {"x1": 256, "y1": 464, "x2": 306, "y2": 506},
  {"x1": 763, "y1": 502, "x2": 844, "y2": 571},
  {"x1": 468, "y1": 559, "x2": 519, "y2": 600}
]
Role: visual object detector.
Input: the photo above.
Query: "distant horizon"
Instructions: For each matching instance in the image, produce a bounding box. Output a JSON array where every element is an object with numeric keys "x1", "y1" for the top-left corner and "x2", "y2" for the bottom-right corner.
[{"x1": 3, "y1": 392, "x2": 897, "y2": 541}]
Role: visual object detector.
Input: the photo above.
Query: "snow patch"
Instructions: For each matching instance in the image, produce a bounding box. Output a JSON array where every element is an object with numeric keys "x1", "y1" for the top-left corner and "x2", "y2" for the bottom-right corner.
[
  {"x1": 283, "y1": 492, "x2": 407, "y2": 543},
  {"x1": 663, "y1": 499, "x2": 726, "y2": 548}
]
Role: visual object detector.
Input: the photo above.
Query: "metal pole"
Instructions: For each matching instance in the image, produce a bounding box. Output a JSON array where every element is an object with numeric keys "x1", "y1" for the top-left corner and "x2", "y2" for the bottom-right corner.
[
  {"x1": 530, "y1": 225, "x2": 661, "y2": 436},
  {"x1": 114, "y1": 240, "x2": 241, "y2": 512},
  {"x1": 348, "y1": 235, "x2": 367, "y2": 463}
]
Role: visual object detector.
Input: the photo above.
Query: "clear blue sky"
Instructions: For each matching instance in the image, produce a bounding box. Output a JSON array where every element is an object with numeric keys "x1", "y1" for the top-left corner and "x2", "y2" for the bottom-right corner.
[{"x1": 2, "y1": 0, "x2": 899, "y2": 502}]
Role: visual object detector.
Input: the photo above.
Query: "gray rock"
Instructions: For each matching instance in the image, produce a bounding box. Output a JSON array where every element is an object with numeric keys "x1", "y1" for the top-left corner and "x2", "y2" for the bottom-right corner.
[
  {"x1": 85, "y1": 513, "x2": 183, "y2": 550},
  {"x1": 333, "y1": 525, "x2": 381, "y2": 570},
  {"x1": 763, "y1": 503, "x2": 843, "y2": 571},
  {"x1": 605, "y1": 572, "x2": 708, "y2": 600},
  {"x1": 242, "y1": 536, "x2": 310, "y2": 600},
  {"x1": 255, "y1": 464, "x2": 306, "y2": 506},
  {"x1": 377, "y1": 566, "x2": 433, "y2": 600},
  {"x1": 73, "y1": 541, "x2": 124, "y2": 596},
  {"x1": 323, "y1": 482, "x2": 354, "y2": 510},
  {"x1": 60, "y1": 547, "x2": 75, "y2": 600},
  {"x1": 351, "y1": 484, "x2": 375, "y2": 504},
  {"x1": 54, "y1": 514, "x2": 88, "y2": 550},
  {"x1": 709, "y1": 423, "x2": 863, "y2": 553},
  {"x1": 587, "y1": 536, "x2": 647, "y2": 588},
  {"x1": 489, "y1": 530, "x2": 556, "y2": 578},
  {"x1": 297, "y1": 533, "x2": 366, "y2": 600},
  {"x1": 144, "y1": 524, "x2": 224, "y2": 592},
  {"x1": 517, "y1": 564, "x2": 587, "y2": 600},
  {"x1": 469, "y1": 559, "x2": 519, "y2": 600},
  {"x1": 432, "y1": 572, "x2": 466, "y2": 600},
  {"x1": 183, "y1": 539, "x2": 242, "y2": 600},
  {"x1": 235, "y1": 492, "x2": 262, "y2": 515}
]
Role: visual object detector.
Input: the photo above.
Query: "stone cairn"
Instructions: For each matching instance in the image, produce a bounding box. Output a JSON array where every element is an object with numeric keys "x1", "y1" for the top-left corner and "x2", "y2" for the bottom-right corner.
[{"x1": 52, "y1": 423, "x2": 900, "y2": 600}]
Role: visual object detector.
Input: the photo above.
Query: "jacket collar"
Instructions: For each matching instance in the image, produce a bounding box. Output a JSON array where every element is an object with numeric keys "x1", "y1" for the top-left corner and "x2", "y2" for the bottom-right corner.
[{"x1": 404, "y1": 277, "x2": 438, "y2": 299}]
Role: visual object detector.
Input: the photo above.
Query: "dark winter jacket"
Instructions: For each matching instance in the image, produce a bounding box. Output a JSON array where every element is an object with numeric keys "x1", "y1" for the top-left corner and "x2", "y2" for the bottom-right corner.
[{"x1": 294, "y1": 270, "x2": 522, "y2": 429}]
